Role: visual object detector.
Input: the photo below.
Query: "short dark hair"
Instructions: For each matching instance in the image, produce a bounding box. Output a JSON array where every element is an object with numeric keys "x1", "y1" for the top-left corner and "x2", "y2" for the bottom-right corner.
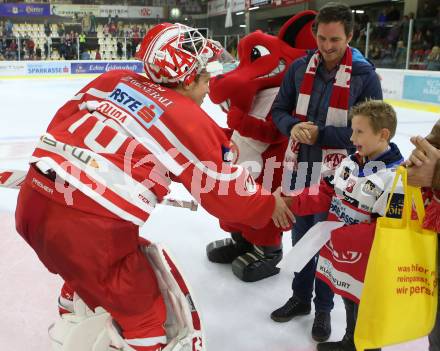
[
  {"x1": 350, "y1": 100, "x2": 397, "y2": 140},
  {"x1": 313, "y1": 2, "x2": 354, "y2": 37}
]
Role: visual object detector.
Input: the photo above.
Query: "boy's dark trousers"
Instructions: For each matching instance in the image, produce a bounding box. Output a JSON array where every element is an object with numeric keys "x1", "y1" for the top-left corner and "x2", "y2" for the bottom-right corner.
[{"x1": 343, "y1": 298, "x2": 381, "y2": 351}]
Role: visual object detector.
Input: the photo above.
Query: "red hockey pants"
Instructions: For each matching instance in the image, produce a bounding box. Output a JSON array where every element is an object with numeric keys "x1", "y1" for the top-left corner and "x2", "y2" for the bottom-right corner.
[{"x1": 15, "y1": 181, "x2": 166, "y2": 345}]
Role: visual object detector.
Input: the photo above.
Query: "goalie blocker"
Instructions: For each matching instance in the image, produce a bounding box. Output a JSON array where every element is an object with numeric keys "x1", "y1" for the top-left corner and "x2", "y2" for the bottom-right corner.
[{"x1": 49, "y1": 243, "x2": 203, "y2": 351}]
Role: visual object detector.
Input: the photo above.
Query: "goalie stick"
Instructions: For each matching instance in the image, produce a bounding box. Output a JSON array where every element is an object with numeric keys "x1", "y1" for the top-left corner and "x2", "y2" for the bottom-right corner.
[{"x1": 0, "y1": 169, "x2": 198, "y2": 211}]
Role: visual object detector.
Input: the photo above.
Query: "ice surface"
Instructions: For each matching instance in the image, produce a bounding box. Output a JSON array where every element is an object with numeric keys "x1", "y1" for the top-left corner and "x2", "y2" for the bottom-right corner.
[{"x1": 0, "y1": 77, "x2": 435, "y2": 351}]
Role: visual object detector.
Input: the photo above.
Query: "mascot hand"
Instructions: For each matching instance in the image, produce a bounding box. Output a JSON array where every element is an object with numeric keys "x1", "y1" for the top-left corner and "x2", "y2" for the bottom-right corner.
[
  {"x1": 330, "y1": 223, "x2": 376, "y2": 254},
  {"x1": 227, "y1": 106, "x2": 245, "y2": 130}
]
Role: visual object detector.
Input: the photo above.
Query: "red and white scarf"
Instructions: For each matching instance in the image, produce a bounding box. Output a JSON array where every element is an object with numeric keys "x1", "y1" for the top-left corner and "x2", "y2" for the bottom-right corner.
[{"x1": 283, "y1": 47, "x2": 352, "y2": 184}]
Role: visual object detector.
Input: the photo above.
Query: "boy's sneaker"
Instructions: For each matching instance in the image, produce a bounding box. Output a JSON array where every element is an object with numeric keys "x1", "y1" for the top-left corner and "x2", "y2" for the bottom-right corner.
[
  {"x1": 316, "y1": 334, "x2": 355, "y2": 351},
  {"x1": 312, "y1": 311, "x2": 331, "y2": 342},
  {"x1": 270, "y1": 294, "x2": 311, "y2": 322}
]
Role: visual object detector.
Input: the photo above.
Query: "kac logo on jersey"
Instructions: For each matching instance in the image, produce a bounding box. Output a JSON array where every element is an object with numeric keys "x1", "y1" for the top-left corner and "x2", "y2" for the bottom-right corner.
[
  {"x1": 323, "y1": 152, "x2": 346, "y2": 170},
  {"x1": 108, "y1": 83, "x2": 164, "y2": 129}
]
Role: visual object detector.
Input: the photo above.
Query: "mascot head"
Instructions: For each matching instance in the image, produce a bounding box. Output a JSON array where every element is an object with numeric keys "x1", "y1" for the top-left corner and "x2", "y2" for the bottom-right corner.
[{"x1": 209, "y1": 10, "x2": 317, "y2": 111}]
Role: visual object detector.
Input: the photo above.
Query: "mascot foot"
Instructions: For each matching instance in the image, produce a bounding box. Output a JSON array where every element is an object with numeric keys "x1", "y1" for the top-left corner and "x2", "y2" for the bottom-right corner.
[
  {"x1": 206, "y1": 232, "x2": 253, "y2": 263},
  {"x1": 232, "y1": 244, "x2": 283, "y2": 282}
]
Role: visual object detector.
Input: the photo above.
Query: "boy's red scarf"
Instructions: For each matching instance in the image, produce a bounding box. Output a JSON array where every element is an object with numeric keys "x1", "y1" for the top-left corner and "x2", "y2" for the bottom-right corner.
[{"x1": 284, "y1": 47, "x2": 352, "y2": 186}]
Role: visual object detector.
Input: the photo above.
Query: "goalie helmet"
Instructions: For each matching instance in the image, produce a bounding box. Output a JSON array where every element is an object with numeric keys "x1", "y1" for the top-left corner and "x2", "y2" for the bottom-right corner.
[{"x1": 135, "y1": 22, "x2": 223, "y2": 86}]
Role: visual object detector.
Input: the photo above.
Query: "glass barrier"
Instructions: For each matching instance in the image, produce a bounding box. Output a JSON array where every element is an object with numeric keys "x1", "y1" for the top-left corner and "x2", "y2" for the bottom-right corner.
[
  {"x1": 359, "y1": 16, "x2": 440, "y2": 71},
  {"x1": 4, "y1": 21, "x2": 438, "y2": 72},
  {"x1": 212, "y1": 34, "x2": 242, "y2": 61}
]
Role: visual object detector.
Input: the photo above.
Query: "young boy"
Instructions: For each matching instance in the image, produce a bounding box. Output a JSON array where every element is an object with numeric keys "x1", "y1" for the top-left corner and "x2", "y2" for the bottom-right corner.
[
  {"x1": 14, "y1": 23, "x2": 292, "y2": 351},
  {"x1": 287, "y1": 100, "x2": 404, "y2": 351}
]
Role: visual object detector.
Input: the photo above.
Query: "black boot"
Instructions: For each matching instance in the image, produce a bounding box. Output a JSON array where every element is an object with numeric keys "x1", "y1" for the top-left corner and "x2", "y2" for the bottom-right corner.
[
  {"x1": 316, "y1": 334, "x2": 355, "y2": 351},
  {"x1": 232, "y1": 244, "x2": 283, "y2": 282},
  {"x1": 270, "y1": 294, "x2": 311, "y2": 322},
  {"x1": 312, "y1": 311, "x2": 331, "y2": 342},
  {"x1": 206, "y1": 232, "x2": 252, "y2": 263}
]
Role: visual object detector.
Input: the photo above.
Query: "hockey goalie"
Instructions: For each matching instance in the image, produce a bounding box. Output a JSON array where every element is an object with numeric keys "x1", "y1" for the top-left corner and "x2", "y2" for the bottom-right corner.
[{"x1": 14, "y1": 23, "x2": 293, "y2": 351}]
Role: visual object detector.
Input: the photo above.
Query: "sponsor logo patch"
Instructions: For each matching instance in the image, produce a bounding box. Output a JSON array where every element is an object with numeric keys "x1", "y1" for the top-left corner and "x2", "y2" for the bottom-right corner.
[
  {"x1": 341, "y1": 166, "x2": 351, "y2": 180},
  {"x1": 108, "y1": 83, "x2": 164, "y2": 129},
  {"x1": 343, "y1": 194, "x2": 359, "y2": 207},
  {"x1": 362, "y1": 180, "x2": 383, "y2": 198},
  {"x1": 385, "y1": 193, "x2": 404, "y2": 218},
  {"x1": 345, "y1": 178, "x2": 356, "y2": 193}
]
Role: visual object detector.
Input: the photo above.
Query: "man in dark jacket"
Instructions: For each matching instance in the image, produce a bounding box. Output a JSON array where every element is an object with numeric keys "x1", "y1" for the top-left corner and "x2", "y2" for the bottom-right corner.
[
  {"x1": 270, "y1": 2, "x2": 383, "y2": 345},
  {"x1": 407, "y1": 120, "x2": 440, "y2": 351}
]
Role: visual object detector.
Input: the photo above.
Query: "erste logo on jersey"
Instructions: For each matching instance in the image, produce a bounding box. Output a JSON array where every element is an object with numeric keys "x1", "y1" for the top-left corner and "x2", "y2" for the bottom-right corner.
[{"x1": 108, "y1": 83, "x2": 164, "y2": 129}]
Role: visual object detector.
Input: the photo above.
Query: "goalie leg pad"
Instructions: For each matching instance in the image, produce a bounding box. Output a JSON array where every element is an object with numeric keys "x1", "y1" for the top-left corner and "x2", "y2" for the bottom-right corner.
[
  {"x1": 206, "y1": 232, "x2": 253, "y2": 264},
  {"x1": 232, "y1": 244, "x2": 283, "y2": 282},
  {"x1": 141, "y1": 243, "x2": 204, "y2": 351},
  {"x1": 48, "y1": 294, "x2": 113, "y2": 351}
]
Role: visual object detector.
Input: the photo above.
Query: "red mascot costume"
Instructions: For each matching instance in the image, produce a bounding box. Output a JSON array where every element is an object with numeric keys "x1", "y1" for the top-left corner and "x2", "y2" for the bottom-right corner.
[{"x1": 206, "y1": 11, "x2": 317, "y2": 282}]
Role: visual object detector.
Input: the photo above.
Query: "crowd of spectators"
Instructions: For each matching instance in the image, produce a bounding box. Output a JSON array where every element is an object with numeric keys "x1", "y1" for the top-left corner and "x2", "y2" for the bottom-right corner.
[
  {"x1": 1, "y1": 1, "x2": 440, "y2": 71},
  {"x1": 351, "y1": 2, "x2": 440, "y2": 70},
  {"x1": 0, "y1": 13, "x2": 149, "y2": 61}
]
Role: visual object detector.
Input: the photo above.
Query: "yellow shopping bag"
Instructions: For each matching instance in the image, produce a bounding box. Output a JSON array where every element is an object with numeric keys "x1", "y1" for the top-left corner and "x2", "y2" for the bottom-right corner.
[{"x1": 355, "y1": 166, "x2": 438, "y2": 351}]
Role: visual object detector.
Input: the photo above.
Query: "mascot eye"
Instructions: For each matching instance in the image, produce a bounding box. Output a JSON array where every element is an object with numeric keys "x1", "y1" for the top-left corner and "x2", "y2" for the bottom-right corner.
[{"x1": 250, "y1": 45, "x2": 270, "y2": 61}]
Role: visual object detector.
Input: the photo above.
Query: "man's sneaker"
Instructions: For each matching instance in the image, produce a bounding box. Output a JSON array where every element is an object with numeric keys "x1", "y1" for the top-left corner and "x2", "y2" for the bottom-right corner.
[
  {"x1": 270, "y1": 294, "x2": 311, "y2": 322},
  {"x1": 316, "y1": 334, "x2": 355, "y2": 351},
  {"x1": 206, "y1": 232, "x2": 252, "y2": 263},
  {"x1": 312, "y1": 311, "x2": 331, "y2": 342}
]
